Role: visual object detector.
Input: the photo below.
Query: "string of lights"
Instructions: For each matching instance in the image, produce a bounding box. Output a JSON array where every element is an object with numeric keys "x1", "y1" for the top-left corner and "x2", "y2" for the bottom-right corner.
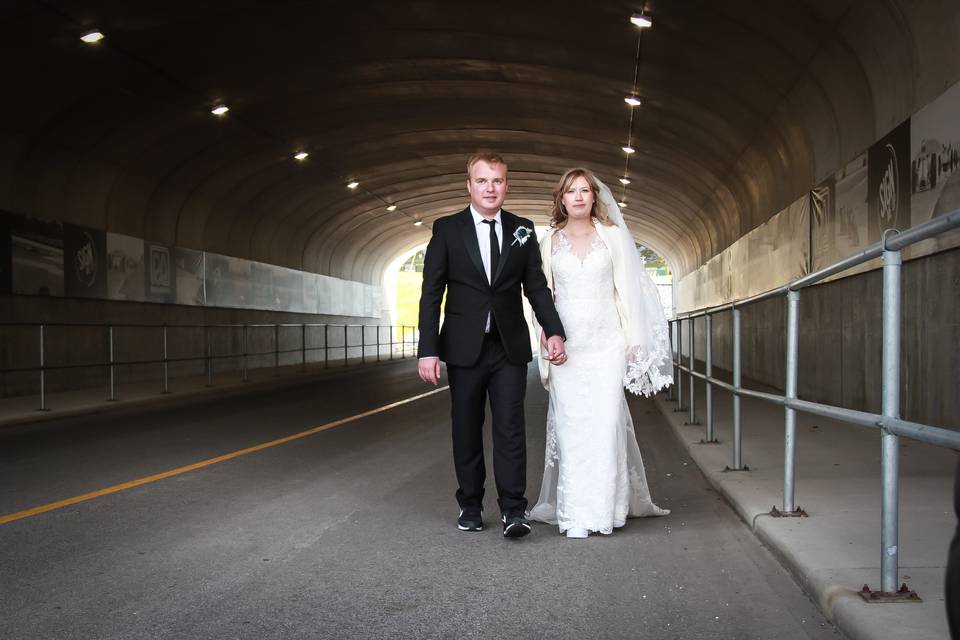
[{"x1": 619, "y1": 7, "x2": 653, "y2": 209}]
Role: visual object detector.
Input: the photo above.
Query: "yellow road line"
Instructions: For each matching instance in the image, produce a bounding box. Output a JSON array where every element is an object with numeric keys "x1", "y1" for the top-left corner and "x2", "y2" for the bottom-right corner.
[{"x1": 0, "y1": 386, "x2": 449, "y2": 526}]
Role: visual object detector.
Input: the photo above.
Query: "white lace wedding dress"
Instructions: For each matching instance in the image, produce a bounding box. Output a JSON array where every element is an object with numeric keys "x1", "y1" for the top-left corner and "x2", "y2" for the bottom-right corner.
[{"x1": 529, "y1": 231, "x2": 669, "y2": 534}]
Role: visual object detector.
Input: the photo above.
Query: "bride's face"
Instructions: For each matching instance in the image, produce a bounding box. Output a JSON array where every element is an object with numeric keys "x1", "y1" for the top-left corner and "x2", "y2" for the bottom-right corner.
[{"x1": 562, "y1": 176, "x2": 594, "y2": 220}]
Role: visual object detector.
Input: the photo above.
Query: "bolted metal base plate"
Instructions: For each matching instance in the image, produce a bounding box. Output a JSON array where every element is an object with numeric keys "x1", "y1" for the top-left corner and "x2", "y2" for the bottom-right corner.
[
  {"x1": 698, "y1": 438, "x2": 720, "y2": 444},
  {"x1": 684, "y1": 421, "x2": 701, "y2": 426},
  {"x1": 769, "y1": 505, "x2": 808, "y2": 517},
  {"x1": 724, "y1": 465, "x2": 750, "y2": 472},
  {"x1": 858, "y1": 583, "x2": 922, "y2": 603}
]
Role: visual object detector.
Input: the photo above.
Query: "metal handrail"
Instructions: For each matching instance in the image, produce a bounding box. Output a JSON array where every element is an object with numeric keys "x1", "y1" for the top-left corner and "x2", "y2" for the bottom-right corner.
[
  {"x1": 0, "y1": 322, "x2": 420, "y2": 412},
  {"x1": 666, "y1": 206, "x2": 960, "y2": 598}
]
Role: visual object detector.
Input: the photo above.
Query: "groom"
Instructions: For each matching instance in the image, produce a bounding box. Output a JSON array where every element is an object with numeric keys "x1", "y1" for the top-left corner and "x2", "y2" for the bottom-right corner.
[{"x1": 417, "y1": 152, "x2": 566, "y2": 538}]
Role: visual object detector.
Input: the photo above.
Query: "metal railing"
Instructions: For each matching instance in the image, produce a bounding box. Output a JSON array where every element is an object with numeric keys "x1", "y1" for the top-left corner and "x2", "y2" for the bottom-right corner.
[
  {"x1": 668, "y1": 207, "x2": 960, "y2": 598},
  {"x1": 0, "y1": 322, "x2": 419, "y2": 411}
]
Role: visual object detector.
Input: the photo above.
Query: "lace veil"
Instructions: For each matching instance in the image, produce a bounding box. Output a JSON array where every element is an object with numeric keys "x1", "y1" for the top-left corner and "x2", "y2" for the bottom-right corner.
[{"x1": 594, "y1": 179, "x2": 673, "y2": 396}]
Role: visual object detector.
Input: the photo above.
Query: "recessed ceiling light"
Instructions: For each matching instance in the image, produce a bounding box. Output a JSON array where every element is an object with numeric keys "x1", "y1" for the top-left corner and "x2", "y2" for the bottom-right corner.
[
  {"x1": 80, "y1": 31, "x2": 104, "y2": 44},
  {"x1": 618, "y1": 201, "x2": 628, "y2": 208},
  {"x1": 622, "y1": 145, "x2": 636, "y2": 154},
  {"x1": 630, "y1": 13, "x2": 653, "y2": 28},
  {"x1": 347, "y1": 181, "x2": 359, "y2": 189},
  {"x1": 386, "y1": 205, "x2": 397, "y2": 212},
  {"x1": 413, "y1": 220, "x2": 424, "y2": 226},
  {"x1": 619, "y1": 177, "x2": 631, "y2": 185},
  {"x1": 211, "y1": 105, "x2": 229, "y2": 116},
  {"x1": 624, "y1": 95, "x2": 642, "y2": 107},
  {"x1": 294, "y1": 151, "x2": 309, "y2": 161}
]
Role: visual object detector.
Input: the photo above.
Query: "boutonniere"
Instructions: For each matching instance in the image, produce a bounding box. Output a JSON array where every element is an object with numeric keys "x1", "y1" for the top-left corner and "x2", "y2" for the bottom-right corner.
[{"x1": 511, "y1": 226, "x2": 534, "y2": 246}]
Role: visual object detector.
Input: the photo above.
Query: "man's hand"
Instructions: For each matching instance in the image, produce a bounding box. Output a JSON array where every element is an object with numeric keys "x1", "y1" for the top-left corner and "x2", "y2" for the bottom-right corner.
[
  {"x1": 418, "y1": 357, "x2": 442, "y2": 385},
  {"x1": 545, "y1": 335, "x2": 567, "y2": 366}
]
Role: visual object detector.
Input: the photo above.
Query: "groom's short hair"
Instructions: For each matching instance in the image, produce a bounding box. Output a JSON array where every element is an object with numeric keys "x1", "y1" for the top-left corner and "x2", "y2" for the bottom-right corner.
[{"x1": 467, "y1": 151, "x2": 507, "y2": 177}]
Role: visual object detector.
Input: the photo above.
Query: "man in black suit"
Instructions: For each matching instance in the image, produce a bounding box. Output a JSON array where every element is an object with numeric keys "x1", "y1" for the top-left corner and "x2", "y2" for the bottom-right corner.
[{"x1": 417, "y1": 152, "x2": 566, "y2": 538}]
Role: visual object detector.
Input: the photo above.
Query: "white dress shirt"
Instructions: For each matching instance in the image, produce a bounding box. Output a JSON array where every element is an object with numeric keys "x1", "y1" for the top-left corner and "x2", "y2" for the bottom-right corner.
[{"x1": 470, "y1": 205, "x2": 502, "y2": 332}]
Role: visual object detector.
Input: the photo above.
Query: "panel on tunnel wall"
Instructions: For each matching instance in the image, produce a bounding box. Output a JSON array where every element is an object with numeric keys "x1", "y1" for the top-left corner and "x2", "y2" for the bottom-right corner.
[
  {"x1": 11, "y1": 214, "x2": 63, "y2": 297},
  {"x1": 205, "y1": 253, "x2": 252, "y2": 310},
  {"x1": 145, "y1": 241, "x2": 176, "y2": 304},
  {"x1": 106, "y1": 232, "x2": 146, "y2": 302},
  {"x1": 175, "y1": 248, "x2": 205, "y2": 306},
  {"x1": 909, "y1": 80, "x2": 960, "y2": 258},
  {"x1": 63, "y1": 224, "x2": 107, "y2": 300},
  {"x1": 811, "y1": 153, "x2": 875, "y2": 280},
  {"x1": 867, "y1": 119, "x2": 912, "y2": 244}
]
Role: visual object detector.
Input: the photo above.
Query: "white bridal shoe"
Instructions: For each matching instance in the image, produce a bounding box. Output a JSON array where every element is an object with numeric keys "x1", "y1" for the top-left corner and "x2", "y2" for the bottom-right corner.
[{"x1": 565, "y1": 528, "x2": 589, "y2": 539}]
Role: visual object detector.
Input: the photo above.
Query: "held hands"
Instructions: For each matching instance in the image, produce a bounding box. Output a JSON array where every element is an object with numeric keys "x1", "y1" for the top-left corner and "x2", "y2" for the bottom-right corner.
[
  {"x1": 544, "y1": 334, "x2": 567, "y2": 366},
  {"x1": 418, "y1": 356, "x2": 442, "y2": 385}
]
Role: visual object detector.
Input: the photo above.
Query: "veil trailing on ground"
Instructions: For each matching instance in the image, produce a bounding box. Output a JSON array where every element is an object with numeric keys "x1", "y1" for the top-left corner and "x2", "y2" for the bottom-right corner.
[{"x1": 594, "y1": 179, "x2": 673, "y2": 396}]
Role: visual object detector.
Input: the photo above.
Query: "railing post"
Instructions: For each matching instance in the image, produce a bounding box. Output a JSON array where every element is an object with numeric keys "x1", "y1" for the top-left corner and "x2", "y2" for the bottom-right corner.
[
  {"x1": 302, "y1": 324, "x2": 307, "y2": 367},
  {"x1": 324, "y1": 325, "x2": 329, "y2": 369},
  {"x1": 667, "y1": 320, "x2": 675, "y2": 401},
  {"x1": 402, "y1": 326, "x2": 407, "y2": 358},
  {"x1": 732, "y1": 307, "x2": 743, "y2": 470},
  {"x1": 390, "y1": 325, "x2": 395, "y2": 360},
  {"x1": 704, "y1": 313, "x2": 716, "y2": 442},
  {"x1": 361, "y1": 325, "x2": 366, "y2": 364},
  {"x1": 686, "y1": 317, "x2": 698, "y2": 425},
  {"x1": 783, "y1": 289, "x2": 800, "y2": 512},
  {"x1": 881, "y1": 246, "x2": 902, "y2": 593},
  {"x1": 162, "y1": 325, "x2": 170, "y2": 394},
  {"x1": 242, "y1": 324, "x2": 249, "y2": 382},
  {"x1": 675, "y1": 319, "x2": 684, "y2": 412},
  {"x1": 377, "y1": 326, "x2": 381, "y2": 362},
  {"x1": 274, "y1": 324, "x2": 280, "y2": 371},
  {"x1": 38, "y1": 324, "x2": 48, "y2": 411},
  {"x1": 108, "y1": 325, "x2": 117, "y2": 401},
  {"x1": 206, "y1": 326, "x2": 214, "y2": 387}
]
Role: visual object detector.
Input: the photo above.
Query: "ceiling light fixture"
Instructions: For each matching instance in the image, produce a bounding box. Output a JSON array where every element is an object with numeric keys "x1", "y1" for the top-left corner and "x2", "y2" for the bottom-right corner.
[
  {"x1": 211, "y1": 105, "x2": 229, "y2": 116},
  {"x1": 80, "y1": 31, "x2": 104, "y2": 44},
  {"x1": 294, "y1": 151, "x2": 309, "y2": 161},
  {"x1": 346, "y1": 181, "x2": 359, "y2": 189},
  {"x1": 413, "y1": 220, "x2": 423, "y2": 226},
  {"x1": 624, "y1": 95, "x2": 642, "y2": 107},
  {"x1": 386, "y1": 205, "x2": 397, "y2": 212},
  {"x1": 630, "y1": 13, "x2": 653, "y2": 28},
  {"x1": 618, "y1": 201, "x2": 628, "y2": 208},
  {"x1": 622, "y1": 145, "x2": 636, "y2": 154},
  {"x1": 619, "y1": 177, "x2": 631, "y2": 185}
]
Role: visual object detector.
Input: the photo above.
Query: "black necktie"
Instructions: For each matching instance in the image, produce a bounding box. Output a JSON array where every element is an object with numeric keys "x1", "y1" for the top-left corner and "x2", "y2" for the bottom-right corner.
[{"x1": 483, "y1": 219, "x2": 499, "y2": 284}]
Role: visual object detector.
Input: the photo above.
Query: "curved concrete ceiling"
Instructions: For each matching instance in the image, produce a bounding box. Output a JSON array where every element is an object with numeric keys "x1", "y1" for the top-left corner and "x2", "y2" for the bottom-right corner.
[{"x1": 2, "y1": 0, "x2": 958, "y2": 283}]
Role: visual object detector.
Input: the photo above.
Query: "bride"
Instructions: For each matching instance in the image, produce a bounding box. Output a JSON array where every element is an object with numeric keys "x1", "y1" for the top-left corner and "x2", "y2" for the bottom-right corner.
[{"x1": 529, "y1": 168, "x2": 673, "y2": 538}]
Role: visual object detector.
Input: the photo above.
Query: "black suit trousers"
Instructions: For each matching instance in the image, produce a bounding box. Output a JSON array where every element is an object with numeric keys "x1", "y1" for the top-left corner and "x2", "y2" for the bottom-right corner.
[{"x1": 446, "y1": 327, "x2": 528, "y2": 515}]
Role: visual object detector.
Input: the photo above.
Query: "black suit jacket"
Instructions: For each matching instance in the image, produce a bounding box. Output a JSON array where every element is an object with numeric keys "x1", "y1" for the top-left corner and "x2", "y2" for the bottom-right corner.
[{"x1": 417, "y1": 208, "x2": 564, "y2": 367}]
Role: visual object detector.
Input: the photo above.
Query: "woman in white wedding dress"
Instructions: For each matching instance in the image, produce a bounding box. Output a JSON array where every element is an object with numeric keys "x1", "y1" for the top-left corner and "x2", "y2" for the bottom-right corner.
[{"x1": 529, "y1": 168, "x2": 673, "y2": 538}]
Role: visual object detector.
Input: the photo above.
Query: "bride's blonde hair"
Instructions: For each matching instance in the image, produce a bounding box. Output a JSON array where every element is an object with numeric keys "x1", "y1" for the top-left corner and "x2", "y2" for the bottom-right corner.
[{"x1": 550, "y1": 168, "x2": 613, "y2": 229}]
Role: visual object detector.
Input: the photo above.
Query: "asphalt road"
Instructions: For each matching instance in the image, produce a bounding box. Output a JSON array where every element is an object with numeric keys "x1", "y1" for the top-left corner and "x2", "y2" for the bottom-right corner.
[{"x1": 0, "y1": 360, "x2": 840, "y2": 639}]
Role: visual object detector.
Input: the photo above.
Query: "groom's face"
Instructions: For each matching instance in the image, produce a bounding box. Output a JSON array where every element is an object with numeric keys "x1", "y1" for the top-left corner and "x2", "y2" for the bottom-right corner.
[{"x1": 467, "y1": 160, "x2": 508, "y2": 217}]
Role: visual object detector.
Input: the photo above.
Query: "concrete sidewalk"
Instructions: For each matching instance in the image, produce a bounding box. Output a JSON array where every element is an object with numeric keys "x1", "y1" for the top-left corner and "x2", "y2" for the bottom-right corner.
[{"x1": 654, "y1": 374, "x2": 956, "y2": 640}]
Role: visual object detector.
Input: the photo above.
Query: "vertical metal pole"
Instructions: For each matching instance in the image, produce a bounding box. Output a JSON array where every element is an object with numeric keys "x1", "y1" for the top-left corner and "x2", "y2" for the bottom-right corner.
[
  {"x1": 324, "y1": 325, "x2": 329, "y2": 369},
  {"x1": 784, "y1": 290, "x2": 801, "y2": 512},
  {"x1": 402, "y1": 326, "x2": 407, "y2": 358},
  {"x1": 390, "y1": 325, "x2": 395, "y2": 361},
  {"x1": 732, "y1": 307, "x2": 743, "y2": 470},
  {"x1": 687, "y1": 317, "x2": 697, "y2": 424},
  {"x1": 242, "y1": 324, "x2": 249, "y2": 382},
  {"x1": 675, "y1": 319, "x2": 683, "y2": 411},
  {"x1": 667, "y1": 320, "x2": 675, "y2": 401},
  {"x1": 274, "y1": 325, "x2": 280, "y2": 370},
  {"x1": 377, "y1": 326, "x2": 381, "y2": 362},
  {"x1": 705, "y1": 314, "x2": 714, "y2": 441},
  {"x1": 38, "y1": 324, "x2": 47, "y2": 411},
  {"x1": 881, "y1": 248, "x2": 902, "y2": 593},
  {"x1": 361, "y1": 325, "x2": 366, "y2": 364},
  {"x1": 206, "y1": 327, "x2": 213, "y2": 387},
  {"x1": 162, "y1": 326, "x2": 170, "y2": 394},
  {"x1": 108, "y1": 325, "x2": 116, "y2": 401},
  {"x1": 344, "y1": 325, "x2": 348, "y2": 366},
  {"x1": 302, "y1": 324, "x2": 307, "y2": 367}
]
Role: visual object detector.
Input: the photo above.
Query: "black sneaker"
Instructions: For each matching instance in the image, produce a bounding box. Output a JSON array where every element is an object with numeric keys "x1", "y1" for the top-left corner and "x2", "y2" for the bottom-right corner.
[
  {"x1": 501, "y1": 512, "x2": 532, "y2": 538},
  {"x1": 458, "y1": 509, "x2": 483, "y2": 532}
]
